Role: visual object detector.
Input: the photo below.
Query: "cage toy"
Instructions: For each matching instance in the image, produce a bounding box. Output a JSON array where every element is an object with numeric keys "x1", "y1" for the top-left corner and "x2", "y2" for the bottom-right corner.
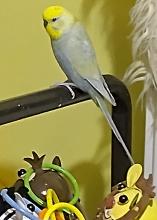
[
  {"x1": 95, "y1": 164, "x2": 157, "y2": 220},
  {"x1": 0, "y1": 152, "x2": 84, "y2": 220}
]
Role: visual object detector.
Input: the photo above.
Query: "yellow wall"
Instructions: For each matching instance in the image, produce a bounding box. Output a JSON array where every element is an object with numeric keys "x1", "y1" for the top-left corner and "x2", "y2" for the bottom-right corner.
[{"x1": 0, "y1": 0, "x2": 144, "y2": 218}]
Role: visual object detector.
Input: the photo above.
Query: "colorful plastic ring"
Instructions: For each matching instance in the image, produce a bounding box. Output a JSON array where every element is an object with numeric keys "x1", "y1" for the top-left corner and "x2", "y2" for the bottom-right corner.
[
  {"x1": 23, "y1": 163, "x2": 79, "y2": 207},
  {"x1": 47, "y1": 189, "x2": 60, "y2": 207},
  {"x1": 47, "y1": 188, "x2": 70, "y2": 215},
  {"x1": 47, "y1": 189, "x2": 65, "y2": 220},
  {"x1": 43, "y1": 202, "x2": 85, "y2": 220}
]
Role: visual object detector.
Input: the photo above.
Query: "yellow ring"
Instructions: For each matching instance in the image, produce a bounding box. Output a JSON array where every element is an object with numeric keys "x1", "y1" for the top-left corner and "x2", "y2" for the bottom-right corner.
[
  {"x1": 47, "y1": 189, "x2": 59, "y2": 207},
  {"x1": 43, "y1": 203, "x2": 85, "y2": 220},
  {"x1": 46, "y1": 189, "x2": 65, "y2": 220}
]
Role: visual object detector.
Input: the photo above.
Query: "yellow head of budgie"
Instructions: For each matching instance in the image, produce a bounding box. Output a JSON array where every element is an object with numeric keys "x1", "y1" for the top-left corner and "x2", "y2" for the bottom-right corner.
[{"x1": 43, "y1": 6, "x2": 75, "y2": 40}]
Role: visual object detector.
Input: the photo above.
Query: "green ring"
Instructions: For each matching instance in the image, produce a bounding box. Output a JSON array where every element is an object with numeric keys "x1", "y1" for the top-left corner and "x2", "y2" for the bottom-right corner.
[{"x1": 23, "y1": 163, "x2": 79, "y2": 207}]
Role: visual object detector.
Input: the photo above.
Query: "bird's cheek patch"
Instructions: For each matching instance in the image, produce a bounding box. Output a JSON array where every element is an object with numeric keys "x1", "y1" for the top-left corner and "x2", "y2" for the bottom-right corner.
[{"x1": 46, "y1": 25, "x2": 61, "y2": 40}]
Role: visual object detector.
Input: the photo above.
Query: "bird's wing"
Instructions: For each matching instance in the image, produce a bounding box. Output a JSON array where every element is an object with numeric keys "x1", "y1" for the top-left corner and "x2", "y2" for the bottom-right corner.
[
  {"x1": 85, "y1": 77, "x2": 116, "y2": 106},
  {"x1": 63, "y1": 23, "x2": 100, "y2": 75},
  {"x1": 54, "y1": 23, "x2": 116, "y2": 105}
]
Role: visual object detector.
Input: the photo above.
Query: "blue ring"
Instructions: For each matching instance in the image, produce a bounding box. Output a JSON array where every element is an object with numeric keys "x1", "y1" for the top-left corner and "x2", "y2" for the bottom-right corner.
[{"x1": 1, "y1": 189, "x2": 39, "y2": 220}]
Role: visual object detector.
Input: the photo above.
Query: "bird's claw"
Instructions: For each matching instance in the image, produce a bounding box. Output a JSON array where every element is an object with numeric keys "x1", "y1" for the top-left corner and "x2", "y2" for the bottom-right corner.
[
  {"x1": 52, "y1": 82, "x2": 77, "y2": 99},
  {"x1": 59, "y1": 83, "x2": 76, "y2": 99}
]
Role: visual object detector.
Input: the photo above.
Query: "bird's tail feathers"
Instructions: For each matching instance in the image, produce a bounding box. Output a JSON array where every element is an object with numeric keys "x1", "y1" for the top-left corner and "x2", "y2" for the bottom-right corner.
[
  {"x1": 86, "y1": 77, "x2": 116, "y2": 106},
  {"x1": 101, "y1": 75, "x2": 117, "y2": 107},
  {"x1": 95, "y1": 95, "x2": 134, "y2": 165}
]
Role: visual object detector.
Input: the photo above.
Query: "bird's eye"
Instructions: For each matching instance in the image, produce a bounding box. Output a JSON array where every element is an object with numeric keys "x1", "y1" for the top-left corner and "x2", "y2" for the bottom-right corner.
[
  {"x1": 27, "y1": 204, "x2": 35, "y2": 212},
  {"x1": 18, "y1": 169, "x2": 26, "y2": 177},
  {"x1": 52, "y1": 17, "x2": 57, "y2": 22},
  {"x1": 118, "y1": 195, "x2": 129, "y2": 205},
  {"x1": 117, "y1": 182, "x2": 126, "y2": 190}
]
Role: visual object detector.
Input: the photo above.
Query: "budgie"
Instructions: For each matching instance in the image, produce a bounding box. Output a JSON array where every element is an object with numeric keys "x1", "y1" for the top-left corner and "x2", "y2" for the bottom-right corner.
[{"x1": 42, "y1": 5, "x2": 134, "y2": 164}]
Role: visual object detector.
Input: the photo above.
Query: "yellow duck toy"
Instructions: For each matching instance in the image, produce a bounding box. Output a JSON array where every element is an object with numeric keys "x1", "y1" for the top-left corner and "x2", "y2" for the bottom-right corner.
[{"x1": 96, "y1": 164, "x2": 157, "y2": 220}]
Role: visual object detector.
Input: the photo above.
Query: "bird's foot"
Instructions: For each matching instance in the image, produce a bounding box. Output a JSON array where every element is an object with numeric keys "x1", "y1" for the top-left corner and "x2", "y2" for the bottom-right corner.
[
  {"x1": 52, "y1": 82, "x2": 77, "y2": 99},
  {"x1": 58, "y1": 82, "x2": 77, "y2": 99}
]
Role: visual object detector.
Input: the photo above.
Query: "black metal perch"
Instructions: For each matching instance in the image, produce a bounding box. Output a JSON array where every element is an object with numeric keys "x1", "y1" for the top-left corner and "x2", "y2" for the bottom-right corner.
[{"x1": 0, "y1": 75, "x2": 132, "y2": 186}]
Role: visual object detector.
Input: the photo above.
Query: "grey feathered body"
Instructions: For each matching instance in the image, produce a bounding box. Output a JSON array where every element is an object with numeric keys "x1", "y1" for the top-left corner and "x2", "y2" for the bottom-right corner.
[
  {"x1": 52, "y1": 22, "x2": 115, "y2": 106},
  {"x1": 51, "y1": 21, "x2": 134, "y2": 164}
]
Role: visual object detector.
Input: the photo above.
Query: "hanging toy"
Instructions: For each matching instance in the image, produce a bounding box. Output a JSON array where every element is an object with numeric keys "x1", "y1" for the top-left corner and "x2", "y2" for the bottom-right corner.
[
  {"x1": 39, "y1": 188, "x2": 85, "y2": 220},
  {"x1": 96, "y1": 164, "x2": 157, "y2": 220},
  {"x1": 0, "y1": 152, "x2": 84, "y2": 220},
  {"x1": 40, "y1": 189, "x2": 65, "y2": 220},
  {"x1": 43, "y1": 202, "x2": 85, "y2": 220},
  {"x1": 0, "y1": 189, "x2": 40, "y2": 220},
  {"x1": 20, "y1": 151, "x2": 79, "y2": 207}
]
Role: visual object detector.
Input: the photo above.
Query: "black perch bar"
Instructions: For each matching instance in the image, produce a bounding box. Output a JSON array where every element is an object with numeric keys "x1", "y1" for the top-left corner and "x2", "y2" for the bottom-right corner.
[{"x1": 0, "y1": 75, "x2": 132, "y2": 185}]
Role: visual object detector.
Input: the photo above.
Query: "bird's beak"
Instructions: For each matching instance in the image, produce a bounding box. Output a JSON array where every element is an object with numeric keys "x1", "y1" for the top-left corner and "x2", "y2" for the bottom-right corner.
[{"x1": 43, "y1": 19, "x2": 48, "y2": 28}]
